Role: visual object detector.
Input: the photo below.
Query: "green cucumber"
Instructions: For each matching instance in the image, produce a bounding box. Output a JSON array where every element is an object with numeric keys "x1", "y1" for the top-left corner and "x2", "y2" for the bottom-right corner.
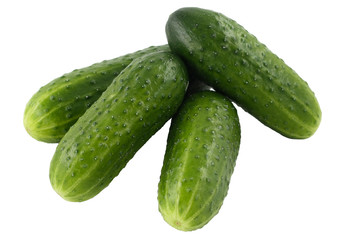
[
  {"x1": 24, "y1": 45, "x2": 169, "y2": 143},
  {"x1": 158, "y1": 91, "x2": 240, "y2": 231},
  {"x1": 166, "y1": 7, "x2": 321, "y2": 139},
  {"x1": 50, "y1": 51, "x2": 188, "y2": 202}
]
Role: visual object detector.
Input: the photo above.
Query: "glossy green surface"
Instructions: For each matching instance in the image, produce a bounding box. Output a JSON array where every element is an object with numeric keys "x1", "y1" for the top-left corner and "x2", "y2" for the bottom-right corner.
[
  {"x1": 158, "y1": 91, "x2": 240, "y2": 231},
  {"x1": 24, "y1": 45, "x2": 169, "y2": 143},
  {"x1": 166, "y1": 7, "x2": 321, "y2": 139},
  {"x1": 50, "y1": 52, "x2": 188, "y2": 202}
]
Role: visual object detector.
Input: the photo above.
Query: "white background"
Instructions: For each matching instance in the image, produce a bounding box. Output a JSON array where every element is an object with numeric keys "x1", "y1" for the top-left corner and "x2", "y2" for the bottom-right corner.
[{"x1": 1, "y1": 0, "x2": 359, "y2": 239}]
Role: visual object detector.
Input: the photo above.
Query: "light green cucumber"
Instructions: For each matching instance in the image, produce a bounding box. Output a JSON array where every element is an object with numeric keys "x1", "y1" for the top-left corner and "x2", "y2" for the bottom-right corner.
[
  {"x1": 24, "y1": 45, "x2": 169, "y2": 143},
  {"x1": 166, "y1": 7, "x2": 321, "y2": 139},
  {"x1": 50, "y1": 51, "x2": 188, "y2": 202},
  {"x1": 158, "y1": 91, "x2": 241, "y2": 231}
]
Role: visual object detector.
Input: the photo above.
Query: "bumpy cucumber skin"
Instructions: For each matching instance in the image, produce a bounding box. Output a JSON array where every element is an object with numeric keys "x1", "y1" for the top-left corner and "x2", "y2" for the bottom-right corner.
[
  {"x1": 158, "y1": 91, "x2": 240, "y2": 231},
  {"x1": 50, "y1": 52, "x2": 188, "y2": 202},
  {"x1": 166, "y1": 7, "x2": 321, "y2": 139},
  {"x1": 24, "y1": 45, "x2": 169, "y2": 143}
]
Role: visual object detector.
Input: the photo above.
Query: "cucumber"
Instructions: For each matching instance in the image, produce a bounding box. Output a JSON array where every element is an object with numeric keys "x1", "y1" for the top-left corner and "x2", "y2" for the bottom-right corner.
[
  {"x1": 158, "y1": 91, "x2": 240, "y2": 231},
  {"x1": 24, "y1": 45, "x2": 169, "y2": 143},
  {"x1": 50, "y1": 51, "x2": 188, "y2": 202},
  {"x1": 166, "y1": 7, "x2": 321, "y2": 139}
]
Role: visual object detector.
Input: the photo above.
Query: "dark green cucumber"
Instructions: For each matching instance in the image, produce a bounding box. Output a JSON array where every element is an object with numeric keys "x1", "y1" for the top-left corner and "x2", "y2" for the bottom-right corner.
[
  {"x1": 158, "y1": 91, "x2": 240, "y2": 231},
  {"x1": 166, "y1": 7, "x2": 321, "y2": 139},
  {"x1": 50, "y1": 51, "x2": 188, "y2": 202},
  {"x1": 24, "y1": 45, "x2": 169, "y2": 143}
]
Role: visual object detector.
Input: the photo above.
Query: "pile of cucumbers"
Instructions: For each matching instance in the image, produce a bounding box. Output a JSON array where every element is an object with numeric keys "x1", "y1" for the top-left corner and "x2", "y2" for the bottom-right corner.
[{"x1": 23, "y1": 7, "x2": 321, "y2": 231}]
